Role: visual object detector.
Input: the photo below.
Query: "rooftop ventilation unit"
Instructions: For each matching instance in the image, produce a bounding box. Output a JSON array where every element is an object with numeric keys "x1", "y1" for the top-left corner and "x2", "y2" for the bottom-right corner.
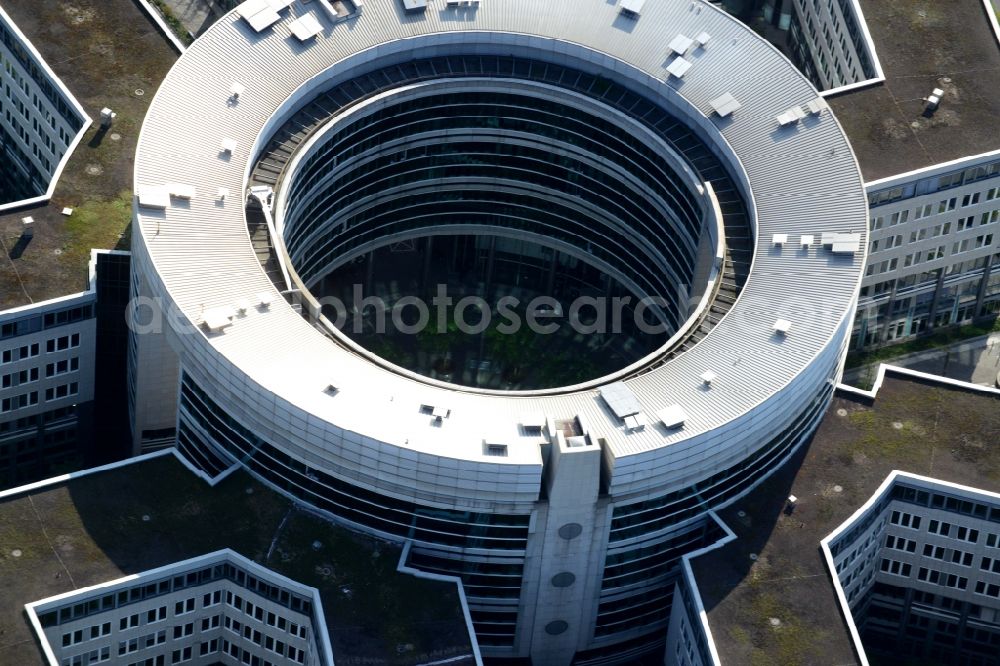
[
  {"x1": 667, "y1": 57, "x2": 692, "y2": 79},
  {"x1": 137, "y1": 186, "x2": 170, "y2": 210},
  {"x1": 800, "y1": 234, "x2": 814, "y2": 247},
  {"x1": 701, "y1": 370, "x2": 717, "y2": 386},
  {"x1": 776, "y1": 105, "x2": 806, "y2": 127},
  {"x1": 620, "y1": 0, "x2": 645, "y2": 17},
  {"x1": 806, "y1": 97, "x2": 828, "y2": 115},
  {"x1": 484, "y1": 442, "x2": 508, "y2": 457},
  {"x1": 237, "y1": 0, "x2": 285, "y2": 32},
  {"x1": 290, "y1": 14, "x2": 323, "y2": 41},
  {"x1": 256, "y1": 292, "x2": 274, "y2": 309},
  {"x1": 772, "y1": 234, "x2": 788, "y2": 246},
  {"x1": 220, "y1": 138, "x2": 238, "y2": 154},
  {"x1": 773, "y1": 319, "x2": 792, "y2": 335},
  {"x1": 709, "y1": 93, "x2": 741, "y2": 117},
  {"x1": 821, "y1": 232, "x2": 861, "y2": 254},
  {"x1": 167, "y1": 183, "x2": 196, "y2": 200},
  {"x1": 657, "y1": 404, "x2": 687, "y2": 429},
  {"x1": 599, "y1": 381, "x2": 643, "y2": 419},
  {"x1": 520, "y1": 413, "x2": 546, "y2": 432},
  {"x1": 668, "y1": 34, "x2": 694, "y2": 55},
  {"x1": 203, "y1": 307, "x2": 235, "y2": 333},
  {"x1": 925, "y1": 88, "x2": 944, "y2": 112},
  {"x1": 624, "y1": 412, "x2": 649, "y2": 431}
]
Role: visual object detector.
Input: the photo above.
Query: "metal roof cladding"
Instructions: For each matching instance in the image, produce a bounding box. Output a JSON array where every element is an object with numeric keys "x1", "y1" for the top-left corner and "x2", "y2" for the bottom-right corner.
[{"x1": 134, "y1": 0, "x2": 867, "y2": 467}]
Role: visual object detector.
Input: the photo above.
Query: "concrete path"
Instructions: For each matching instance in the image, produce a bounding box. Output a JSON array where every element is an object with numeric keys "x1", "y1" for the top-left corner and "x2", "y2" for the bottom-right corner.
[{"x1": 844, "y1": 333, "x2": 1000, "y2": 389}]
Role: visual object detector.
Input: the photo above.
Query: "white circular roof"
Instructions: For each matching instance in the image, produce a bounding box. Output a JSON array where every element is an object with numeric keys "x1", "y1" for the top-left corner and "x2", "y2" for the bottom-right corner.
[{"x1": 134, "y1": 0, "x2": 867, "y2": 469}]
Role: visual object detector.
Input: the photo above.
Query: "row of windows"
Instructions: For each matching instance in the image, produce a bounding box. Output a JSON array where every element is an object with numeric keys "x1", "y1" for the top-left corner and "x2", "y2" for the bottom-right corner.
[
  {"x1": 929, "y1": 519, "x2": 981, "y2": 543},
  {"x1": 61, "y1": 622, "x2": 110, "y2": 647},
  {"x1": 1, "y1": 333, "x2": 80, "y2": 366},
  {"x1": 226, "y1": 590, "x2": 308, "y2": 639},
  {"x1": 885, "y1": 534, "x2": 917, "y2": 553},
  {"x1": 60, "y1": 645, "x2": 109, "y2": 666},
  {"x1": 118, "y1": 629, "x2": 165, "y2": 656},
  {"x1": 861, "y1": 251, "x2": 1000, "y2": 301},
  {"x1": 289, "y1": 93, "x2": 701, "y2": 239},
  {"x1": 923, "y1": 543, "x2": 973, "y2": 567},
  {"x1": 287, "y1": 142, "x2": 693, "y2": 315},
  {"x1": 223, "y1": 615, "x2": 307, "y2": 662},
  {"x1": 39, "y1": 561, "x2": 315, "y2": 628},
  {"x1": 868, "y1": 163, "x2": 1000, "y2": 208},
  {"x1": 0, "y1": 304, "x2": 91, "y2": 340},
  {"x1": 291, "y1": 188, "x2": 685, "y2": 333},
  {"x1": 879, "y1": 557, "x2": 911, "y2": 577},
  {"x1": 178, "y1": 373, "x2": 531, "y2": 549},
  {"x1": 917, "y1": 566, "x2": 968, "y2": 590}
]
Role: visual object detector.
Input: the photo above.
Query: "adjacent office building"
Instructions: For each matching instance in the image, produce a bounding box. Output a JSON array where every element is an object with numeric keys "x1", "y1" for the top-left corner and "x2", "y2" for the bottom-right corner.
[
  {"x1": 26, "y1": 550, "x2": 333, "y2": 666},
  {"x1": 0, "y1": 4, "x2": 88, "y2": 210},
  {"x1": 0, "y1": 251, "x2": 131, "y2": 488}
]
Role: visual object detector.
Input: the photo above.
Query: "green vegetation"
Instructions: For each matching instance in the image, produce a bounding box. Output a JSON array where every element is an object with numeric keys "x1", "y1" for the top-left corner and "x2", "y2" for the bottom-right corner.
[
  {"x1": 147, "y1": 0, "x2": 194, "y2": 45},
  {"x1": 61, "y1": 190, "x2": 132, "y2": 267},
  {"x1": 845, "y1": 318, "x2": 1000, "y2": 370},
  {"x1": 746, "y1": 591, "x2": 822, "y2": 666}
]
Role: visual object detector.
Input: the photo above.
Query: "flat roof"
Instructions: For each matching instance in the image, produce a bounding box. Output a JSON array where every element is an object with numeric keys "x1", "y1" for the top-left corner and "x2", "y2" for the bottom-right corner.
[
  {"x1": 691, "y1": 371, "x2": 1000, "y2": 665},
  {"x1": 0, "y1": 455, "x2": 475, "y2": 665},
  {"x1": 828, "y1": 0, "x2": 1000, "y2": 181},
  {"x1": 134, "y1": 0, "x2": 866, "y2": 470},
  {"x1": 0, "y1": 0, "x2": 176, "y2": 310}
]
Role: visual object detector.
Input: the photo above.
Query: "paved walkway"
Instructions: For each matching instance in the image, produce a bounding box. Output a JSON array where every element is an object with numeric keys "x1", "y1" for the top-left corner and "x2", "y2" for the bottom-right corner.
[{"x1": 844, "y1": 333, "x2": 1000, "y2": 389}]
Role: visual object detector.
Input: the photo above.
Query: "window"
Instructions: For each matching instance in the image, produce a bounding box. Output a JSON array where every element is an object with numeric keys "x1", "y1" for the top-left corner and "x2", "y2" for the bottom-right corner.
[
  {"x1": 938, "y1": 197, "x2": 957, "y2": 214},
  {"x1": 880, "y1": 558, "x2": 912, "y2": 576},
  {"x1": 175, "y1": 597, "x2": 196, "y2": 615},
  {"x1": 928, "y1": 519, "x2": 951, "y2": 537},
  {"x1": 173, "y1": 622, "x2": 194, "y2": 639},
  {"x1": 45, "y1": 357, "x2": 79, "y2": 377},
  {"x1": 44, "y1": 382, "x2": 78, "y2": 402},
  {"x1": 938, "y1": 173, "x2": 963, "y2": 190},
  {"x1": 956, "y1": 526, "x2": 980, "y2": 543},
  {"x1": 891, "y1": 510, "x2": 921, "y2": 529},
  {"x1": 45, "y1": 333, "x2": 80, "y2": 353},
  {"x1": 885, "y1": 535, "x2": 917, "y2": 552}
]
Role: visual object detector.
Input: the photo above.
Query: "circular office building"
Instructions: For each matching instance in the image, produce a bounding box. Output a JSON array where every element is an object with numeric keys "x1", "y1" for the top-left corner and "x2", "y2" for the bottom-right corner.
[{"x1": 130, "y1": 1, "x2": 867, "y2": 663}]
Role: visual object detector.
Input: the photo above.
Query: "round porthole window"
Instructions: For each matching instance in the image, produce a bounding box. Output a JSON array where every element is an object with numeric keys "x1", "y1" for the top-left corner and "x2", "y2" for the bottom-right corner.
[
  {"x1": 551, "y1": 572, "x2": 576, "y2": 588},
  {"x1": 558, "y1": 523, "x2": 583, "y2": 540},
  {"x1": 545, "y1": 620, "x2": 569, "y2": 635}
]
